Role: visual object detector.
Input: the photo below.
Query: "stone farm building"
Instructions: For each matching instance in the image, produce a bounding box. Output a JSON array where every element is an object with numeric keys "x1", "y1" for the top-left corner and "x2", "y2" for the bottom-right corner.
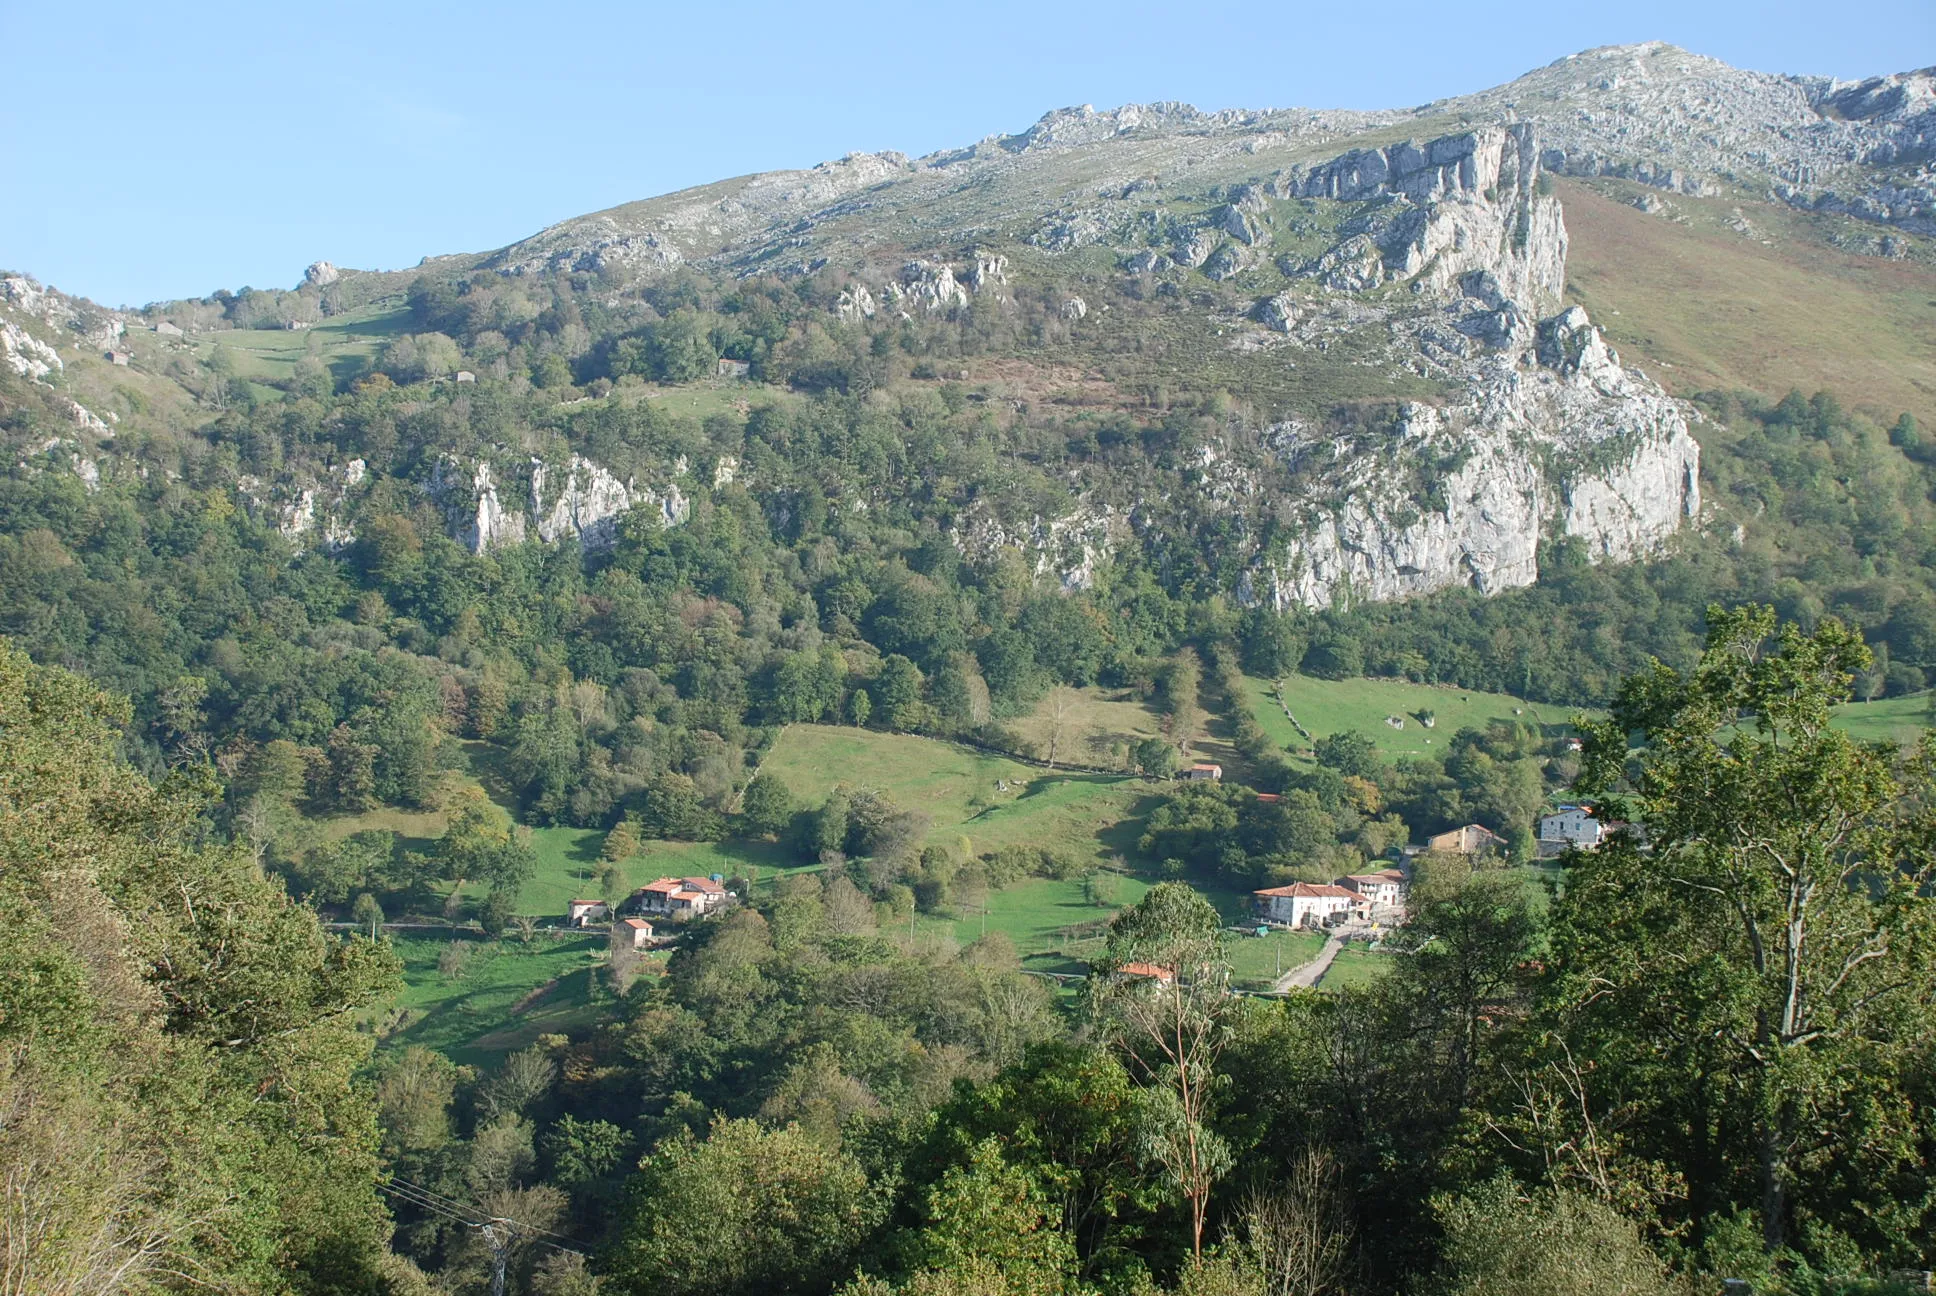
[
  {"x1": 1254, "y1": 882, "x2": 1364, "y2": 929},
  {"x1": 627, "y1": 876, "x2": 729, "y2": 919},
  {"x1": 614, "y1": 917, "x2": 655, "y2": 949},
  {"x1": 1185, "y1": 763, "x2": 1223, "y2": 782},
  {"x1": 1426, "y1": 824, "x2": 1505, "y2": 856}
]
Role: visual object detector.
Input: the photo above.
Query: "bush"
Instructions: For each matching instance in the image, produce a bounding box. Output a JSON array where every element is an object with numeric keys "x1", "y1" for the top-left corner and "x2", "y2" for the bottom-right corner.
[{"x1": 1431, "y1": 1176, "x2": 1688, "y2": 1296}]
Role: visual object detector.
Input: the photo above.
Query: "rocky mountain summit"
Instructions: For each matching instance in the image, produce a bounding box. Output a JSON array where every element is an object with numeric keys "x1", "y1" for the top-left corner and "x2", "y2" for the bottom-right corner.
[
  {"x1": 480, "y1": 42, "x2": 1931, "y2": 282},
  {"x1": 10, "y1": 41, "x2": 1928, "y2": 615}
]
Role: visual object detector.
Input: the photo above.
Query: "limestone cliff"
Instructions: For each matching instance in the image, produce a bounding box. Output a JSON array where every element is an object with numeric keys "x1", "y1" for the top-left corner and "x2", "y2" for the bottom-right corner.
[{"x1": 1249, "y1": 307, "x2": 1700, "y2": 611}]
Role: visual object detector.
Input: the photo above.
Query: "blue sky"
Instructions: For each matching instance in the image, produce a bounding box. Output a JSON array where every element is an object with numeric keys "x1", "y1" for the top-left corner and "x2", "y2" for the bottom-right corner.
[{"x1": 3, "y1": 0, "x2": 1929, "y2": 306}]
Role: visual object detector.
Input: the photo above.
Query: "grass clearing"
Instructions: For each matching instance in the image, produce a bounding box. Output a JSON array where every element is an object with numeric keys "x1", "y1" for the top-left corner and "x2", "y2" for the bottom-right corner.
[
  {"x1": 1244, "y1": 674, "x2": 1587, "y2": 760},
  {"x1": 1316, "y1": 946, "x2": 1397, "y2": 991},
  {"x1": 198, "y1": 302, "x2": 411, "y2": 386},
  {"x1": 758, "y1": 724, "x2": 1155, "y2": 863},
  {"x1": 382, "y1": 932, "x2": 612, "y2": 1069},
  {"x1": 1009, "y1": 686, "x2": 1165, "y2": 768},
  {"x1": 1562, "y1": 180, "x2": 1936, "y2": 424},
  {"x1": 1226, "y1": 928, "x2": 1327, "y2": 988},
  {"x1": 1830, "y1": 691, "x2": 1932, "y2": 748}
]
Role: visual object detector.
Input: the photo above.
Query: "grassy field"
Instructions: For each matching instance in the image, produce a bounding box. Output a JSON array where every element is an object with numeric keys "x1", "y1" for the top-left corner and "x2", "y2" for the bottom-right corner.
[
  {"x1": 198, "y1": 302, "x2": 412, "y2": 386},
  {"x1": 1316, "y1": 946, "x2": 1397, "y2": 992},
  {"x1": 1227, "y1": 927, "x2": 1327, "y2": 988},
  {"x1": 382, "y1": 932, "x2": 618, "y2": 1069},
  {"x1": 1829, "y1": 691, "x2": 1932, "y2": 748},
  {"x1": 1008, "y1": 686, "x2": 1164, "y2": 769},
  {"x1": 1243, "y1": 674, "x2": 1586, "y2": 760},
  {"x1": 757, "y1": 724, "x2": 1156, "y2": 863}
]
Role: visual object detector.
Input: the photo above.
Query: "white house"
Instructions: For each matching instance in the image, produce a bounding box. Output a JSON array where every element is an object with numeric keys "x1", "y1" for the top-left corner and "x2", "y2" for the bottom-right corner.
[
  {"x1": 1336, "y1": 869, "x2": 1406, "y2": 910},
  {"x1": 566, "y1": 898, "x2": 609, "y2": 926},
  {"x1": 630, "y1": 876, "x2": 730, "y2": 919},
  {"x1": 1185, "y1": 763, "x2": 1223, "y2": 782},
  {"x1": 1254, "y1": 882, "x2": 1365, "y2": 929},
  {"x1": 1539, "y1": 804, "x2": 1614, "y2": 857}
]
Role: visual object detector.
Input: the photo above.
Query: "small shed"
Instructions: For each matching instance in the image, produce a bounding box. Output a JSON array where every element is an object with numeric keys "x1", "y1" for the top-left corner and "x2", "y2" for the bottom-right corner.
[
  {"x1": 614, "y1": 917, "x2": 655, "y2": 949},
  {"x1": 105, "y1": 349, "x2": 130, "y2": 366},
  {"x1": 716, "y1": 358, "x2": 750, "y2": 380},
  {"x1": 1185, "y1": 762, "x2": 1223, "y2": 782},
  {"x1": 455, "y1": 370, "x2": 476, "y2": 384}
]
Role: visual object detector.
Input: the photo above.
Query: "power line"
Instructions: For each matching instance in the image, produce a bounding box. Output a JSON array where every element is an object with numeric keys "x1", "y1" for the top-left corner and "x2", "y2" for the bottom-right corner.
[{"x1": 381, "y1": 1177, "x2": 590, "y2": 1255}]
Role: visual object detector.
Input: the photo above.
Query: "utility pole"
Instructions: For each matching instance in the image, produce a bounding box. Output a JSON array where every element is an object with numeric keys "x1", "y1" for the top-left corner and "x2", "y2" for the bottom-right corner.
[{"x1": 482, "y1": 1221, "x2": 508, "y2": 1296}]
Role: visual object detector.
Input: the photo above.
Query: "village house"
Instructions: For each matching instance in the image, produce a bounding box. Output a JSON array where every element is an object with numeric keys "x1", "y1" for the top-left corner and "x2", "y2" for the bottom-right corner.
[
  {"x1": 1254, "y1": 881, "x2": 1365, "y2": 929},
  {"x1": 1426, "y1": 824, "x2": 1505, "y2": 856},
  {"x1": 1336, "y1": 868, "x2": 1407, "y2": 910},
  {"x1": 1537, "y1": 804, "x2": 1632, "y2": 858},
  {"x1": 565, "y1": 898, "x2": 608, "y2": 927},
  {"x1": 716, "y1": 357, "x2": 751, "y2": 380},
  {"x1": 614, "y1": 917, "x2": 655, "y2": 949},
  {"x1": 1184, "y1": 762, "x2": 1223, "y2": 782},
  {"x1": 628, "y1": 876, "x2": 730, "y2": 919}
]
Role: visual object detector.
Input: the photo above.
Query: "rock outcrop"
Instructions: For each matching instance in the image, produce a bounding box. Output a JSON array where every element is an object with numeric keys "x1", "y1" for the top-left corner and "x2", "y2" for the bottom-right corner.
[
  {"x1": 1249, "y1": 306, "x2": 1700, "y2": 611},
  {"x1": 1286, "y1": 124, "x2": 1566, "y2": 309},
  {"x1": 428, "y1": 453, "x2": 693, "y2": 554}
]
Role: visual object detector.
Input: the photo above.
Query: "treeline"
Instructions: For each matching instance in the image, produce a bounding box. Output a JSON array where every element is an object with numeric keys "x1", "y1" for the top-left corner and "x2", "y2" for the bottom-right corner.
[{"x1": 371, "y1": 612, "x2": 1936, "y2": 1296}]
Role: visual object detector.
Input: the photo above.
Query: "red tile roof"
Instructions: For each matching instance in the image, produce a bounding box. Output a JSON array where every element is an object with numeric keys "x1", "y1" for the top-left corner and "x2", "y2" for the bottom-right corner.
[
  {"x1": 1254, "y1": 882, "x2": 1361, "y2": 899},
  {"x1": 1120, "y1": 961, "x2": 1175, "y2": 981}
]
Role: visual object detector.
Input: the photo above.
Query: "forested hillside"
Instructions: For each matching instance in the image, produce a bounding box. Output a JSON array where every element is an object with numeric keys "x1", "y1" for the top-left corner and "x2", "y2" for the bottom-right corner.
[{"x1": 2, "y1": 38, "x2": 1934, "y2": 1296}]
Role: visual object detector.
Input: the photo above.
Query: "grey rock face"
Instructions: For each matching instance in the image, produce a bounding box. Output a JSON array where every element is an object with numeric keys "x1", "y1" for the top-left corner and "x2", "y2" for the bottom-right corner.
[
  {"x1": 1255, "y1": 292, "x2": 1299, "y2": 332},
  {"x1": 1287, "y1": 124, "x2": 1566, "y2": 310},
  {"x1": 303, "y1": 261, "x2": 340, "y2": 286},
  {"x1": 1252, "y1": 306, "x2": 1701, "y2": 611}
]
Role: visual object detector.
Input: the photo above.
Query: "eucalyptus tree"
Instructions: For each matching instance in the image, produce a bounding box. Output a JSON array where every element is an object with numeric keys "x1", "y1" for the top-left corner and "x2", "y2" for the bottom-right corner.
[{"x1": 1086, "y1": 882, "x2": 1234, "y2": 1264}]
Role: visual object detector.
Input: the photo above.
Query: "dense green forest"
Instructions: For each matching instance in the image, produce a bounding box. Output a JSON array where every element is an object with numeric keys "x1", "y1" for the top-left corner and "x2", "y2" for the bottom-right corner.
[{"x1": 4, "y1": 611, "x2": 1932, "y2": 1294}]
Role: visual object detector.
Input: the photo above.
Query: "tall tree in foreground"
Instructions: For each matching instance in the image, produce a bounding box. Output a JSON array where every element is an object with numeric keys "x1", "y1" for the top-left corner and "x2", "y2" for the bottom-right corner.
[
  {"x1": 1557, "y1": 606, "x2": 1936, "y2": 1259},
  {"x1": 1086, "y1": 883, "x2": 1233, "y2": 1266}
]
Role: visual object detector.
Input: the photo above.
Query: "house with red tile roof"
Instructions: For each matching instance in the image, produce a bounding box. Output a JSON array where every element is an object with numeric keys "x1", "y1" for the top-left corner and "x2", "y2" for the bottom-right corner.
[
  {"x1": 1253, "y1": 881, "x2": 1366, "y2": 929},
  {"x1": 629, "y1": 876, "x2": 730, "y2": 919}
]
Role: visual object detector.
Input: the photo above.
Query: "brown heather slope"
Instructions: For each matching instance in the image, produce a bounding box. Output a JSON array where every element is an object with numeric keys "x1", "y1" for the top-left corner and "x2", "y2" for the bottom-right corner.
[{"x1": 1560, "y1": 179, "x2": 1936, "y2": 424}]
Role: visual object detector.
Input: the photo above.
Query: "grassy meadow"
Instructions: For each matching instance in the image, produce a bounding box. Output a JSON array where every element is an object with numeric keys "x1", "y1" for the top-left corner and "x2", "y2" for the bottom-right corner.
[
  {"x1": 382, "y1": 932, "x2": 619, "y2": 1068},
  {"x1": 1561, "y1": 179, "x2": 1936, "y2": 426},
  {"x1": 197, "y1": 302, "x2": 412, "y2": 386},
  {"x1": 757, "y1": 723, "x2": 1157, "y2": 864},
  {"x1": 1243, "y1": 673, "x2": 1587, "y2": 760},
  {"x1": 1316, "y1": 946, "x2": 1398, "y2": 991}
]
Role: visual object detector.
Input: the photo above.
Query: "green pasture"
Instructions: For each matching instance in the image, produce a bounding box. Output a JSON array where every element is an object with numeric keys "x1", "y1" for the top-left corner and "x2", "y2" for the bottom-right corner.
[
  {"x1": 198, "y1": 302, "x2": 410, "y2": 385},
  {"x1": 1244, "y1": 674, "x2": 1586, "y2": 760},
  {"x1": 757, "y1": 724, "x2": 1156, "y2": 864},
  {"x1": 382, "y1": 932, "x2": 613, "y2": 1069},
  {"x1": 1829, "y1": 691, "x2": 1932, "y2": 748},
  {"x1": 1316, "y1": 946, "x2": 1397, "y2": 991}
]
